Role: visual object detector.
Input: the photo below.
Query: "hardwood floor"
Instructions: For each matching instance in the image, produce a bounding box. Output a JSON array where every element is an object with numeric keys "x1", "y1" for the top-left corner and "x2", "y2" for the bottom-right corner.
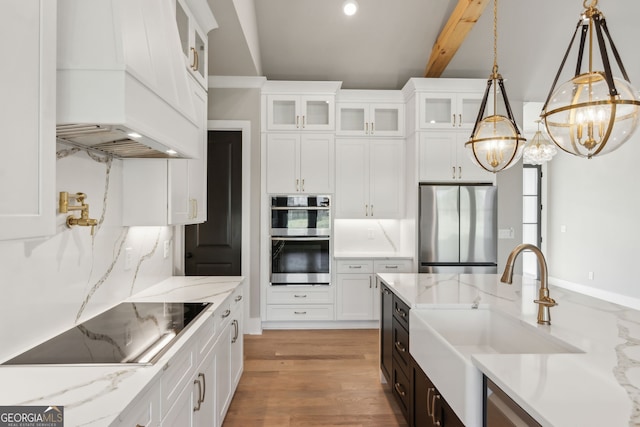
[{"x1": 223, "y1": 329, "x2": 409, "y2": 427}]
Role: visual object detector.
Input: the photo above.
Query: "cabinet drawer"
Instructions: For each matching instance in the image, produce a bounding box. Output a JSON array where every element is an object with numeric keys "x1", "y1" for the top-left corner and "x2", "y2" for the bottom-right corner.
[
  {"x1": 267, "y1": 285, "x2": 334, "y2": 304},
  {"x1": 116, "y1": 382, "x2": 161, "y2": 426},
  {"x1": 266, "y1": 304, "x2": 334, "y2": 321},
  {"x1": 374, "y1": 259, "x2": 413, "y2": 273},
  {"x1": 194, "y1": 313, "x2": 216, "y2": 364},
  {"x1": 392, "y1": 319, "x2": 411, "y2": 371},
  {"x1": 336, "y1": 259, "x2": 374, "y2": 274},
  {"x1": 160, "y1": 341, "x2": 196, "y2": 418},
  {"x1": 392, "y1": 359, "x2": 412, "y2": 419},
  {"x1": 392, "y1": 295, "x2": 410, "y2": 330}
]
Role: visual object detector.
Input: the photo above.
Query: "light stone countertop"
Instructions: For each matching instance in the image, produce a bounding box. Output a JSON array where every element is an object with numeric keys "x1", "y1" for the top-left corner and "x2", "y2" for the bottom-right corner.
[
  {"x1": 333, "y1": 252, "x2": 414, "y2": 260},
  {"x1": 377, "y1": 272, "x2": 637, "y2": 426},
  {"x1": 0, "y1": 276, "x2": 244, "y2": 426}
]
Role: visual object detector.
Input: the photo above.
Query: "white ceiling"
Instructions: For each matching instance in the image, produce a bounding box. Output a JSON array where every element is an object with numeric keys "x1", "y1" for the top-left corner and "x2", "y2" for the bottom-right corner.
[{"x1": 207, "y1": 0, "x2": 640, "y2": 102}]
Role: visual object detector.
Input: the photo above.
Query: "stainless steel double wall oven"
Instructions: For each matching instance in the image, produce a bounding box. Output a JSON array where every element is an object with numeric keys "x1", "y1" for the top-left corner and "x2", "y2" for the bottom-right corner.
[{"x1": 270, "y1": 195, "x2": 331, "y2": 285}]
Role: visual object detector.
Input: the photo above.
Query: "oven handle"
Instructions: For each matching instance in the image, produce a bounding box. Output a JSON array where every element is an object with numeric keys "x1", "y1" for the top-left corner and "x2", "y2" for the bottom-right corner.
[
  {"x1": 271, "y1": 206, "x2": 330, "y2": 211},
  {"x1": 271, "y1": 237, "x2": 330, "y2": 241}
]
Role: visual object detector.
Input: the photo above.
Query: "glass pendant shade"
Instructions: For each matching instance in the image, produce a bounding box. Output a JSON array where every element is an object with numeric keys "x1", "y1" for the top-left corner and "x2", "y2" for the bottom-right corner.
[
  {"x1": 541, "y1": 1, "x2": 640, "y2": 159},
  {"x1": 523, "y1": 127, "x2": 557, "y2": 165},
  {"x1": 466, "y1": 78, "x2": 526, "y2": 173}
]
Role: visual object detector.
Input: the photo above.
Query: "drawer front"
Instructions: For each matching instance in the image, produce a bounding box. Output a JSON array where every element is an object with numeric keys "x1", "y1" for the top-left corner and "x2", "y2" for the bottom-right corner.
[
  {"x1": 374, "y1": 259, "x2": 413, "y2": 273},
  {"x1": 266, "y1": 304, "x2": 335, "y2": 321},
  {"x1": 392, "y1": 319, "x2": 411, "y2": 371},
  {"x1": 267, "y1": 286, "x2": 334, "y2": 304},
  {"x1": 392, "y1": 294, "x2": 410, "y2": 330},
  {"x1": 195, "y1": 313, "x2": 217, "y2": 364},
  {"x1": 160, "y1": 341, "x2": 195, "y2": 417},
  {"x1": 117, "y1": 383, "x2": 161, "y2": 426},
  {"x1": 336, "y1": 259, "x2": 374, "y2": 274},
  {"x1": 392, "y1": 360, "x2": 412, "y2": 419}
]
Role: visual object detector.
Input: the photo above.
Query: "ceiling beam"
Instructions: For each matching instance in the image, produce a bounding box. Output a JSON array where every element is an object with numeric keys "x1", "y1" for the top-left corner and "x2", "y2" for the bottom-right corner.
[{"x1": 425, "y1": 0, "x2": 490, "y2": 78}]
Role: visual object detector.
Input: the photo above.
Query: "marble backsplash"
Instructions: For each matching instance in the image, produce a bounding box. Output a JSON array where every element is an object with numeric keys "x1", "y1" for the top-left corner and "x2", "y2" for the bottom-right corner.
[{"x1": 0, "y1": 146, "x2": 173, "y2": 362}]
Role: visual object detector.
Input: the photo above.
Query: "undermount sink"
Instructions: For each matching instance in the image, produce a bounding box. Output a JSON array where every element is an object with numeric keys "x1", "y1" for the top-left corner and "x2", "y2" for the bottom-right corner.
[{"x1": 410, "y1": 307, "x2": 582, "y2": 426}]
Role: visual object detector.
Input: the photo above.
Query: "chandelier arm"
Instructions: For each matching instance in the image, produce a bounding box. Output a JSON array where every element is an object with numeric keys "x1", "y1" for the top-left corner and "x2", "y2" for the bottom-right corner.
[
  {"x1": 497, "y1": 78, "x2": 523, "y2": 135},
  {"x1": 593, "y1": 14, "x2": 618, "y2": 96},
  {"x1": 542, "y1": 20, "x2": 583, "y2": 112},
  {"x1": 470, "y1": 78, "x2": 493, "y2": 137},
  {"x1": 575, "y1": 24, "x2": 589, "y2": 78},
  {"x1": 600, "y1": 18, "x2": 632, "y2": 83}
]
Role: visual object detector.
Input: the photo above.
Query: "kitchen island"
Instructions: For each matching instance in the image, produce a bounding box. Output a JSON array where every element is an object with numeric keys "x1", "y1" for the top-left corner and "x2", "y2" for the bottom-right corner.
[
  {"x1": 378, "y1": 273, "x2": 637, "y2": 426},
  {"x1": 0, "y1": 275, "x2": 244, "y2": 426}
]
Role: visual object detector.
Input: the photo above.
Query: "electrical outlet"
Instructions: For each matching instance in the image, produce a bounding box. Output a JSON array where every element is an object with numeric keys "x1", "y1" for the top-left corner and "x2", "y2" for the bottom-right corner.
[
  {"x1": 588, "y1": 271, "x2": 594, "y2": 280},
  {"x1": 163, "y1": 240, "x2": 170, "y2": 259},
  {"x1": 124, "y1": 247, "x2": 132, "y2": 271}
]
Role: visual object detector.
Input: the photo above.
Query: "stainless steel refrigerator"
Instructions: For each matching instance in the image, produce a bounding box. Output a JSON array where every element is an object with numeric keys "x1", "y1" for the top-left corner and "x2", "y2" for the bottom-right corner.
[{"x1": 419, "y1": 184, "x2": 498, "y2": 273}]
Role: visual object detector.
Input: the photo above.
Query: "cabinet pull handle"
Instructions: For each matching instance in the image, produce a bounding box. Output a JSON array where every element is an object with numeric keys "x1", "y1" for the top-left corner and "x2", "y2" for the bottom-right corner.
[
  {"x1": 383, "y1": 288, "x2": 391, "y2": 295},
  {"x1": 294, "y1": 311, "x2": 307, "y2": 315},
  {"x1": 426, "y1": 387, "x2": 434, "y2": 416},
  {"x1": 296, "y1": 178, "x2": 300, "y2": 192},
  {"x1": 394, "y1": 341, "x2": 406, "y2": 353},
  {"x1": 365, "y1": 204, "x2": 369, "y2": 216},
  {"x1": 432, "y1": 394, "x2": 442, "y2": 426},
  {"x1": 365, "y1": 122, "x2": 369, "y2": 134},
  {"x1": 452, "y1": 114, "x2": 456, "y2": 127},
  {"x1": 395, "y1": 307, "x2": 407, "y2": 318},
  {"x1": 458, "y1": 113, "x2": 462, "y2": 127},
  {"x1": 235, "y1": 295, "x2": 243, "y2": 302},
  {"x1": 294, "y1": 294, "x2": 308, "y2": 298},
  {"x1": 371, "y1": 204, "x2": 374, "y2": 216},
  {"x1": 193, "y1": 378, "x2": 202, "y2": 411},
  {"x1": 349, "y1": 265, "x2": 362, "y2": 269},
  {"x1": 190, "y1": 47, "x2": 197, "y2": 70},
  {"x1": 369, "y1": 276, "x2": 372, "y2": 288},
  {"x1": 452, "y1": 166, "x2": 456, "y2": 179},
  {"x1": 199, "y1": 372, "x2": 206, "y2": 402},
  {"x1": 232, "y1": 319, "x2": 239, "y2": 343},
  {"x1": 222, "y1": 309, "x2": 231, "y2": 318},
  {"x1": 371, "y1": 122, "x2": 375, "y2": 134},
  {"x1": 302, "y1": 178, "x2": 305, "y2": 192},
  {"x1": 458, "y1": 166, "x2": 462, "y2": 179},
  {"x1": 386, "y1": 265, "x2": 399, "y2": 269},
  {"x1": 394, "y1": 382, "x2": 406, "y2": 397},
  {"x1": 302, "y1": 115, "x2": 305, "y2": 128}
]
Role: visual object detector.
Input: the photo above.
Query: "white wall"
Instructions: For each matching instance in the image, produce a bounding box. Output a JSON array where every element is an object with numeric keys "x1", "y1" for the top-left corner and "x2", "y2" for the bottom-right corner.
[
  {"x1": 546, "y1": 132, "x2": 640, "y2": 306},
  {"x1": 0, "y1": 147, "x2": 173, "y2": 362}
]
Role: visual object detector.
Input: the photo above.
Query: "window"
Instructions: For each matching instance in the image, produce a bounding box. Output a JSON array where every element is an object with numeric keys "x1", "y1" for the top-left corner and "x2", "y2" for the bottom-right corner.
[{"x1": 522, "y1": 165, "x2": 542, "y2": 278}]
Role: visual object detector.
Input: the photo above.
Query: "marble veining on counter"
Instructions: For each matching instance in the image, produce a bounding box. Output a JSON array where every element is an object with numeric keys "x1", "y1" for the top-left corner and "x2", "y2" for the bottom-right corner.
[
  {"x1": 377, "y1": 273, "x2": 640, "y2": 426},
  {"x1": 0, "y1": 276, "x2": 243, "y2": 426}
]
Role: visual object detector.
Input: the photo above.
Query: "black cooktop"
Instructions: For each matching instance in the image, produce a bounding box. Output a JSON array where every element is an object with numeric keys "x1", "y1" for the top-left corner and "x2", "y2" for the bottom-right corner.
[{"x1": 3, "y1": 302, "x2": 211, "y2": 365}]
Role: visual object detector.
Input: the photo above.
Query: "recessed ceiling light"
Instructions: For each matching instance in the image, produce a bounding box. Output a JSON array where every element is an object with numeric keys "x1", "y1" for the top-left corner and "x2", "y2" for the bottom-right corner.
[{"x1": 343, "y1": 0, "x2": 358, "y2": 16}]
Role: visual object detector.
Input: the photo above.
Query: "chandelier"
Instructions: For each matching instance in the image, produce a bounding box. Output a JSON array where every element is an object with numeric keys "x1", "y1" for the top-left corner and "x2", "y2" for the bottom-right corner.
[
  {"x1": 466, "y1": 0, "x2": 526, "y2": 173},
  {"x1": 523, "y1": 121, "x2": 558, "y2": 165},
  {"x1": 540, "y1": 0, "x2": 640, "y2": 158}
]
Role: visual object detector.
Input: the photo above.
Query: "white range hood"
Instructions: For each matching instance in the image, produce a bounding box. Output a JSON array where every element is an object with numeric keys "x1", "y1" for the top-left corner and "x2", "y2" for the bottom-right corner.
[{"x1": 56, "y1": 0, "x2": 200, "y2": 158}]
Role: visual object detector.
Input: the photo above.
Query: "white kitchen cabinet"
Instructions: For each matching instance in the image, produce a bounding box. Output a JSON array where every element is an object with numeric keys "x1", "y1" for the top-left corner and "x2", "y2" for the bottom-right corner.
[
  {"x1": 116, "y1": 382, "x2": 161, "y2": 426},
  {"x1": 335, "y1": 139, "x2": 404, "y2": 219},
  {"x1": 337, "y1": 102, "x2": 405, "y2": 137},
  {"x1": 123, "y1": 78, "x2": 207, "y2": 226},
  {"x1": 419, "y1": 131, "x2": 495, "y2": 183},
  {"x1": 0, "y1": 0, "x2": 55, "y2": 240},
  {"x1": 266, "y1": 95, "x2": 335, "y2": 131},
  {"x1": 213, "y1": 286, "x2": 244, "y2": 426},
  {"x1": 174, "y1": 0, "x2": 216, "y2": 89},
  {"x1": 418, "y1": 92, "x2": 483, "y2": 130},
  {"x1": 336, "y1": 259, "x2": 412, "y2": 321},
  {"x1": 265, "y1": 133, "x2": 334, "y2": 194}
]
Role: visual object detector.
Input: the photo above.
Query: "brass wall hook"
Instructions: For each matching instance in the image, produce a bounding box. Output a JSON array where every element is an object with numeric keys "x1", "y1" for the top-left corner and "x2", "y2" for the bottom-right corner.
[{"x1": 59, "y1": 192, "x2": 98, "y2": 235}]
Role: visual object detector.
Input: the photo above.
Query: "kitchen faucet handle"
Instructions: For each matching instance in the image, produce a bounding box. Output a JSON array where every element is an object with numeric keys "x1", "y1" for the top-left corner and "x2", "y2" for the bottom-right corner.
[{"x1": 535, "y1": 296, "x2": 558, "y2": 307}]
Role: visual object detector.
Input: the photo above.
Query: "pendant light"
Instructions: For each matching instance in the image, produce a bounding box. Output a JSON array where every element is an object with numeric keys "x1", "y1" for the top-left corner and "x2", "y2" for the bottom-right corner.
[
  {"x1": 541, "y1": 0, "x2": 640, "y2": 159},
  {"x1": 523, "y1": 121, "x2": 558, "y2": 165},
  {"x1": 466, "y1": 0, "x2": 526, "y2": 173}
]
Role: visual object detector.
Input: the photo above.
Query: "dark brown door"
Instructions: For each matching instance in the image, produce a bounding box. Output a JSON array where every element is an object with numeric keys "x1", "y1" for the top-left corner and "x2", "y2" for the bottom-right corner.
[{"x1": 185, "y1": 130, "x2": 242, "y2": 275}]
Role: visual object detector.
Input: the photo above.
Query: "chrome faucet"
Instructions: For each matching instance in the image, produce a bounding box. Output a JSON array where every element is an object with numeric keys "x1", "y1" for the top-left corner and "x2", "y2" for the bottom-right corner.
[{"x1": 500, "y1": 243, "x2": 557, "y2": 325}]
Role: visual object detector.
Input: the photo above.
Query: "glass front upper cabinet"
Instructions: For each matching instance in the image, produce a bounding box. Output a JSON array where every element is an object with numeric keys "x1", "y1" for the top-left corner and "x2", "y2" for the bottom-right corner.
[
  {"x1": 337, "y1": 103, "x2": 404, "y2": 137},
  {"x1": 419, "y1": 93, "x2": 483, "y2": 130},
  {"x1": 266, "y1": 95, "x2": 335, "y2": 131}
]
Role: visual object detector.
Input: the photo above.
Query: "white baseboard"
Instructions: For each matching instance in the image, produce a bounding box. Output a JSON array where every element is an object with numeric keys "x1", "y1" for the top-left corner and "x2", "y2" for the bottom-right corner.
[
  {"x1": 261, "y1": 320, "x2": 379, "y2": 330},
  {"x1": 549, "y1": 276, "x2": 640, "y2": 310}
]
